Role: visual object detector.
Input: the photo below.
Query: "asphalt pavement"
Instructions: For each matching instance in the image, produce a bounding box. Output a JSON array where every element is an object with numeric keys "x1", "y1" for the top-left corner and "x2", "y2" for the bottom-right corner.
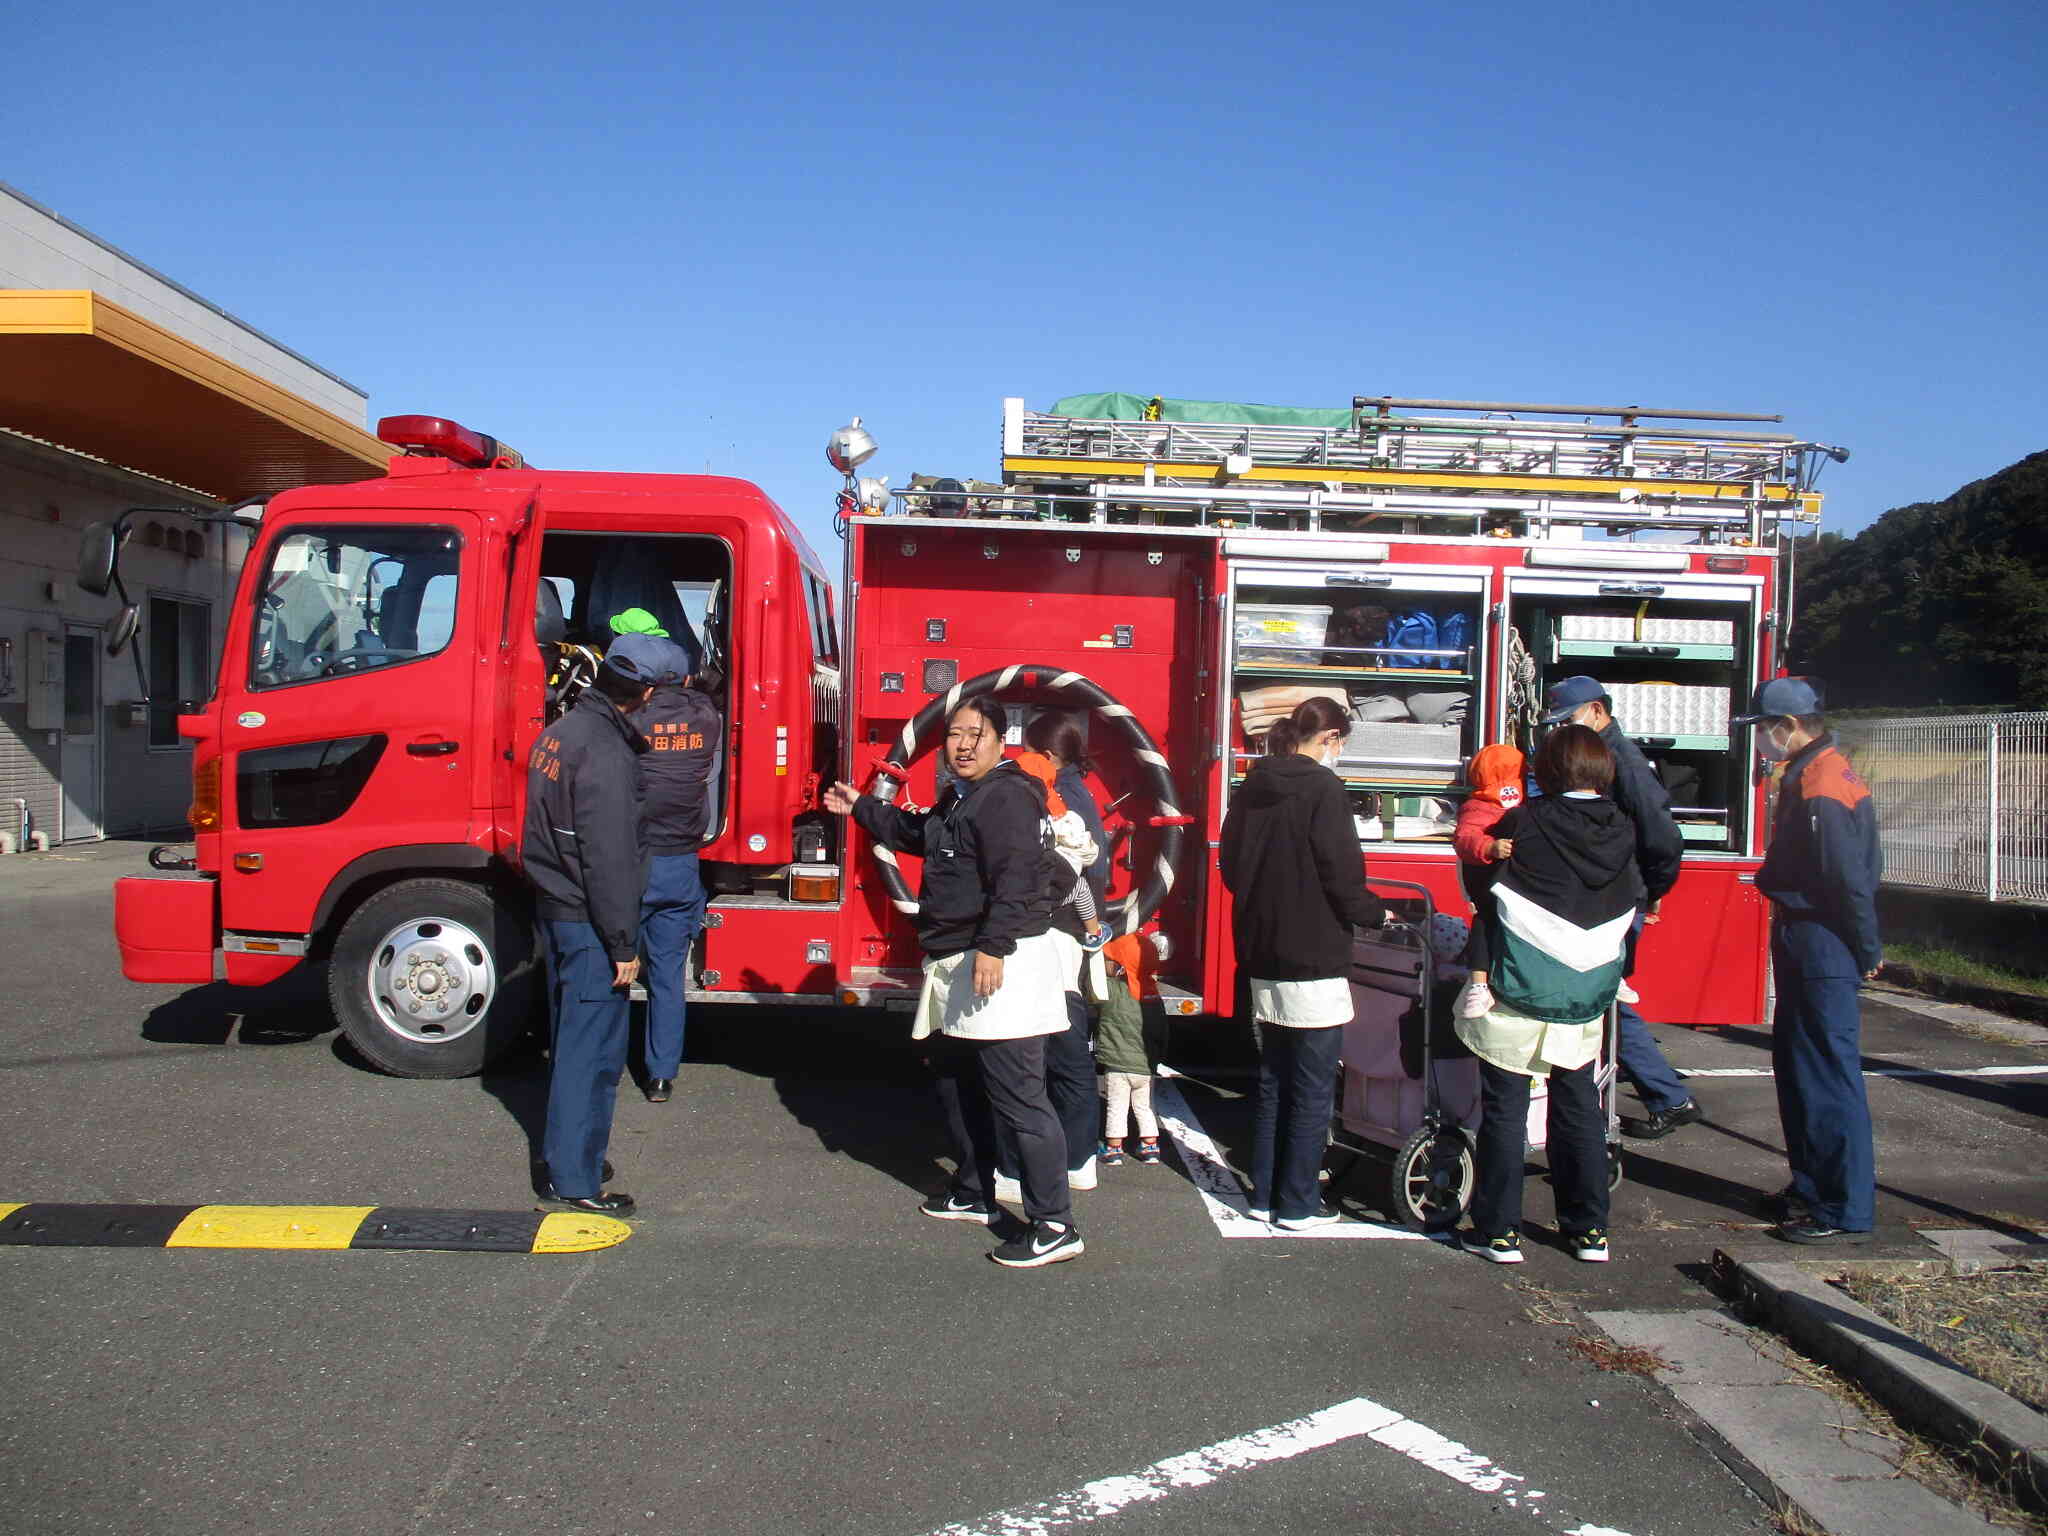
[{"x1": 2, "y1": 843, "x2": 2044, "y2": 1536}]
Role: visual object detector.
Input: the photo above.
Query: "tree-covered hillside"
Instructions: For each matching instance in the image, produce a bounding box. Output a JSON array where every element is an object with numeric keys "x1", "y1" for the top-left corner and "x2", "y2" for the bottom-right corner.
[{"x1": 1788, "y1": 450, "x2": 2048, "y2": 710}]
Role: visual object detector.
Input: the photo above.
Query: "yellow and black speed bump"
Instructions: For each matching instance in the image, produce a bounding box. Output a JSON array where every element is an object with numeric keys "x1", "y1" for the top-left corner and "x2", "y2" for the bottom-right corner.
[{"x1": 0, "y1": 1202, "x2": 629, "y2": 1254}]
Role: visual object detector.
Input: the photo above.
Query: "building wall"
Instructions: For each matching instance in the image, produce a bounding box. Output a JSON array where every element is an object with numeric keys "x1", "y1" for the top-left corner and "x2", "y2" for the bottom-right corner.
[
  {"x1": 0, "y1": 431, "x2": 238, "y2": 844},
  {"x1": 0, "y1": 182, "x2": 368, "y2": 428}
]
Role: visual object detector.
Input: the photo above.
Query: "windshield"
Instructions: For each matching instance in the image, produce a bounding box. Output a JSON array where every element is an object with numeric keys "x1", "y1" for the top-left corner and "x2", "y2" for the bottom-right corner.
[{"x1": 250, "y1": 526, "x2": 462, "y2": 689}]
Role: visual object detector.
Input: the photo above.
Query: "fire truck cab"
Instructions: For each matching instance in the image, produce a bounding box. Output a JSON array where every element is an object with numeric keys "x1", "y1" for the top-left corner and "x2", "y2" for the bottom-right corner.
[{"x1": 99, "y1": 415, "x2": 844, "y2": 1076}]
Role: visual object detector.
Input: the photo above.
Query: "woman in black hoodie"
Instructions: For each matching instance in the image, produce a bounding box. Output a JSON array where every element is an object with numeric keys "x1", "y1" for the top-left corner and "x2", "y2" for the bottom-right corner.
[
  {"x1": 1454, "y1": 723, "x2": 1642, "y2": 1266},
  {"x1": 1219, "y1": 696, "x2": 1388, "y2": 1229}
]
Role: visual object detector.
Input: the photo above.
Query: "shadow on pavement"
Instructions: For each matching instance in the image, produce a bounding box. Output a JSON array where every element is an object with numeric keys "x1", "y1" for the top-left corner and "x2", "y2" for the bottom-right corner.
[
  {"x1": 695, "y1": 1004, "x2": 951, "y2": 1196},
  {"x1": 476, "y1": 1055, "x2": 553, "y2": 1192},
  {"x1": 1622, "y1": 1142, "x2": 1775, "y2": 1221},
  {"x1": 1691, "y1": 1114, "x2": 2044, "y2": 1243},
  {"x1": 141, "y1": 969, "x2": 335, "y2": 1048}
]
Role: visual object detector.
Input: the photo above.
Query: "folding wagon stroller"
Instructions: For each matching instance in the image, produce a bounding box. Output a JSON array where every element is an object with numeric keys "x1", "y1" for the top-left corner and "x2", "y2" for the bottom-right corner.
[{"x1": 1328, "y1": 878, "x2": 1624, "y2": 1228}]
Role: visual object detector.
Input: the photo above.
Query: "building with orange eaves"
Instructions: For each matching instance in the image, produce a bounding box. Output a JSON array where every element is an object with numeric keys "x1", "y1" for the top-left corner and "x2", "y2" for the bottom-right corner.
[{"x1": 1, "y1": 181, "x2": 387, "y2": 846}]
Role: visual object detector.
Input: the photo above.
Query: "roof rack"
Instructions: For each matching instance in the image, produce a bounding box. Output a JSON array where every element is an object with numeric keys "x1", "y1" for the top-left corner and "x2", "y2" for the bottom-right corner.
[{"x1": 982, "y1": 394, "x2": 1838, "y2": 543}]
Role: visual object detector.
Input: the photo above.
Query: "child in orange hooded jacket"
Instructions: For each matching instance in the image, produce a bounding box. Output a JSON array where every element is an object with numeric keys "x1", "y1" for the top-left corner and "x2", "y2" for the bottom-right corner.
[
  {"x1": 1013, "y1": 749, "x2": 1109, "y2": 951},
  {"x1": 1453, "y1": 744, "x2": 1525, "y2": 1018}
]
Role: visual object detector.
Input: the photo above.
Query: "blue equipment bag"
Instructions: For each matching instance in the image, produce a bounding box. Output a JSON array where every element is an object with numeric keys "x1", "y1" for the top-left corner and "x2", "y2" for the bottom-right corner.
[
  {"x1": 1435, "y1": 610, "x2": 1472, "y2": 669},
  {"x1": 1385, "y1": 610, "x2": 1439, "y2": 669}
]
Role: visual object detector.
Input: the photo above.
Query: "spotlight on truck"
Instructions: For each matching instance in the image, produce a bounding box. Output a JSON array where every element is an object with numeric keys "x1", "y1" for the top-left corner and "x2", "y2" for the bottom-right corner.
[{"x1": 827, "y1": 418, "x2": 878, "y2": 474}]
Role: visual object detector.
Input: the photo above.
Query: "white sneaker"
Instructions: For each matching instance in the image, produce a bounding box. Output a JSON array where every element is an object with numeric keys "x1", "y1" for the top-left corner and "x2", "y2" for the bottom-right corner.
[
  {"x1": 1068, "y1": 1157, "x2": 1098, "y2": 1191},
  {"x1": 1455, "y1": 981, "x2": 1495, "y2": 1019},
  {"x1": 1276, "y1": 1206, "x2": 1344, "y2": 1231},
  {"x1": 1247, "y1": 1207, "x2": 1273, "y2": 1223},
  {"x1": 1616, "y1": 980, "x2": 1640, "y2": 1005},
  {"x1": 992, "y1": 1173, "x2": 1023, "y2": 1204}
]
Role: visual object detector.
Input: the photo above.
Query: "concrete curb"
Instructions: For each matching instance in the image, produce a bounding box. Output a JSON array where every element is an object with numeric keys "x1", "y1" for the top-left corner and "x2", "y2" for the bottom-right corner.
[{"x1": 1718, "y1": 1251, "x2": 2048, "y2": 1513}]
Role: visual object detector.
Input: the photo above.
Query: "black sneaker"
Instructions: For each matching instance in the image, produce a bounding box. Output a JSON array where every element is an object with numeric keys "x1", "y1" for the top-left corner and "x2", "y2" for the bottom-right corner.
[
  {"x1": 920, "y1": 1189, "x2": 998, "y2": 1223},
  {"x1": 541, "y1": 1188, "x2": 636, "y2": 1216},
  {"x1": 1620, "y1": 1099, "x2": 1703, "y2": 1140},
  {"x1": 990, "y1": 1220, "x2": 1084, "y2": 1267},
  {"x1": 1773, "y1": 1220, "x2": 1873, "y2": 1245}
]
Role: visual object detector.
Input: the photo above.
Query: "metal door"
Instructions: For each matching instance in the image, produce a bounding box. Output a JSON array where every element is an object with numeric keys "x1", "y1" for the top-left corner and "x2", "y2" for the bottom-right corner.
[{"x1": 61, "y1": 625, "x2": 103, "y2": 842}]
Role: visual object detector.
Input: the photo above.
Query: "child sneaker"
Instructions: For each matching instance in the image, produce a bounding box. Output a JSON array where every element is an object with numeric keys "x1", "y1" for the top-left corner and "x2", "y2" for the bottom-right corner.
[
  {"x1": 1571, "y1": 1228, "x2": 1610, "y2": 1262},
  {"x1": 1135, "y1": 1137, "x2": 1163, "y2": 1165},
  {"x1": 1455, "y1": 981, "x2": 1495, "y2": 1019},
  {"x1": 1616, "y1": 980, "x2": 1641, "y2": 1005},
  {"x1": 1079, "y1": 927, "x2": 1111, "y2": 953},
  {"x1": 1098, "y1": 1140, "x2": 1126, "y2": 1167},
  {"x1": 1462, "y1": 1229, "x2": 1524, "y2": 1264}
]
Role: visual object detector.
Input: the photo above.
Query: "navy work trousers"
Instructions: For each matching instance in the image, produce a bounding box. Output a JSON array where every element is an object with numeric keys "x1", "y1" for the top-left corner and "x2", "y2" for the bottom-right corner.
[
  {"x1": 639, "y1": 851, "x2": 706, "y2": 1079},
  {"x1": 1618, "y1": 913, "x2": 1689, "y2": 1115},
  {"x1": 996, "y1": 990, "x2": 1098, "y2": 1176},
  {"x1": 933, "y1": 1034, "x2": 1073, "y2": 1226},
  {"x1": 1771, "y1": 915, "x2": 1875, "y2": 1231},
  {"x1": 1470, "y1": 1058, "x2": 1609, "y2": 1240},
  {"x1": 540, "y1": 920, "x2": 630, "y2": 1199},
  {"x1": 1250, "y1": 1021, "x2": 1342, "y2": 1222}
]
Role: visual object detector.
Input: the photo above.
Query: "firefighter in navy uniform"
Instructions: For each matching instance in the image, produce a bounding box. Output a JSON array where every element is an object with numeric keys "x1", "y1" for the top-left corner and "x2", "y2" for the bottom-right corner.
[
  {"x1": 522, "y1": 632, "x2": 663, "y2": 1215},
  {"x1": 632, "y1": 636, "x2": 722, "y2": 1102},
  {"x1": 1735, "y1": 676, "x2": 1884, "y2": 1244}
]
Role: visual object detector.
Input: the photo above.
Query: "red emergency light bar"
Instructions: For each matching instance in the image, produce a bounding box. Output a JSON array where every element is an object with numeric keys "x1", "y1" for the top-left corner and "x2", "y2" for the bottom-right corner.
[{"x1": 376, "y1": 415, "x2": 525, "y2": 470}]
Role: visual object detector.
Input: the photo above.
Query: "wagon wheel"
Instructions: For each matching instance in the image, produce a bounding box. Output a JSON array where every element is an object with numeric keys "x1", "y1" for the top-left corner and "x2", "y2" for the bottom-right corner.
[{"x1": 1389, "y1": 1123, "x2": 1475, "y2": 1230}]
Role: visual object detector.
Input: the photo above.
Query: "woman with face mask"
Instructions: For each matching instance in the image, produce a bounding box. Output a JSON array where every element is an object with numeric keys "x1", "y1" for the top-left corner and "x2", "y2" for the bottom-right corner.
[{"x1": 1220, "y1": 696, "x2": 1389, "y2": 1228}]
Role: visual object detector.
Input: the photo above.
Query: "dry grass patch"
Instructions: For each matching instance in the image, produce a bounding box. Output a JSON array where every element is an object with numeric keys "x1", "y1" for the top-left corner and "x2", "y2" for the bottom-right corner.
[
  {"x1": 1839, "y1": 1266, "x2": 2048, "y2": 1417},
  {"x1": 1564, "y1": 1333, "x2": 1671, "y2": 1378}
]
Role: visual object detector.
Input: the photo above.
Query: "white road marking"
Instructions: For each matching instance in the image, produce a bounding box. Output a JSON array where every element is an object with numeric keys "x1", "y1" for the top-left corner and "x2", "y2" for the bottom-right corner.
[
  {"x1": 924, "y1": 1393, "x2": 1635, "y2": 1536},
  {"x1": 1677, "y1": 1065, "x2": 2048, "y2": 1079},
  {"x1": 1153, "y1": 1069, "x2": 1427, "y2": 1241}
]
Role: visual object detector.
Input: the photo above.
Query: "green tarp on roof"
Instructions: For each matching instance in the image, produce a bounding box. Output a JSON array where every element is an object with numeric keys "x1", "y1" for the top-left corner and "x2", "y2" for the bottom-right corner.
[{"x1": 1047, "y1": 392, "x2": 1353, "y2": 430}]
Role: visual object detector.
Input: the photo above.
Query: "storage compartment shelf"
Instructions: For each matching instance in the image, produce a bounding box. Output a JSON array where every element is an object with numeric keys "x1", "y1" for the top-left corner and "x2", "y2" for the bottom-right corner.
[
  {"x1": 1629, "y1": 732, "x2": 1730, "y2": 752},
  {"x1": 1553, "y1": 638, "x2": 1736, "y2": 663},
  {"x1": 1233, "y1": 772, "x2": 1465, "y2": 792},
  {"x1": 1236, "y1": 663, "x2": 1476, "y2": 683}
]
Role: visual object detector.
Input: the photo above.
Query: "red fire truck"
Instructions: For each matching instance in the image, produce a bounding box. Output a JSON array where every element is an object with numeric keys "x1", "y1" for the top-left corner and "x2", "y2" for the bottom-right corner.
[{"x1": 91, "y1": 394, "x2": 1845, "y2": 1078}]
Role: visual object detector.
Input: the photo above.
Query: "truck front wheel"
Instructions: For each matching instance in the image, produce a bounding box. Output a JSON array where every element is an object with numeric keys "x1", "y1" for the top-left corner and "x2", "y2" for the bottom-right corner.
[{"x1": 328, "y1": 878, "x2": 538, "y2": 1078}]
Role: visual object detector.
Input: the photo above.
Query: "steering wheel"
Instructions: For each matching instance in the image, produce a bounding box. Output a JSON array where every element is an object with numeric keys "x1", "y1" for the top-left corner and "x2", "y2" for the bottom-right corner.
[{"x1": 307, "y1": 646, "x2": 413, "y2": 678}]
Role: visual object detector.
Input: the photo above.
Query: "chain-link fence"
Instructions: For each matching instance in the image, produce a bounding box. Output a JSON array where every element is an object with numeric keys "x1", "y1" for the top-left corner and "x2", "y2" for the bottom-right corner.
[{"x1": 1834, "y1": 713, "x2": 2048, "y2": 905}]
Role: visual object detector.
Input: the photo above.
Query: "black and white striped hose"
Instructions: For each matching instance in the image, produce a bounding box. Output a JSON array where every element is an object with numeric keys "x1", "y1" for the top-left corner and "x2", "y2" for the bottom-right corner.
[{"x1": 863, "y1": 664, "x2": 1190, "y2": 936}]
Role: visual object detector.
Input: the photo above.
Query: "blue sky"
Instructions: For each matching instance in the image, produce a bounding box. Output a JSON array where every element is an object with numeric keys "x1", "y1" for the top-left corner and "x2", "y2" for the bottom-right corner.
[{"x1": 11, "y1": 0, "x2": 2044, "y2": 563}]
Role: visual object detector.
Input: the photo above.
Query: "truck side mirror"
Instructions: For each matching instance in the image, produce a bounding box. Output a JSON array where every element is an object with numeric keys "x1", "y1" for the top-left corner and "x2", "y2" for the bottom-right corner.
[
  {"x1": 106, "y1": 605, "x2": 140, "y2": 658},
  {"x1": 78, "y1": 521, "x2": 119, "y2": 596}
]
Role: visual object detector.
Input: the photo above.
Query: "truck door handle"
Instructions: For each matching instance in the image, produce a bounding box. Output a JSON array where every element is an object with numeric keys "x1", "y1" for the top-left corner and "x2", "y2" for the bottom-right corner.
[{"x1": 406, "y1": 738, "x2": 460, "y2": 757}]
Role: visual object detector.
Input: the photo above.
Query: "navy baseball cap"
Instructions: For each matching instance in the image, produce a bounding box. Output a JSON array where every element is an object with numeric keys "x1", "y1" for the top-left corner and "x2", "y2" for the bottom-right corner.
[
  {"x1": 1540, "y1": 675, "x2": 1608, "y2": 725},
  {"x1": 651, "y1": 637, "x2": 696, "y2": 684},
  {"x1": 602, "y1": 632, "x2": 668, "y2": 685},
  {"x1": 1731, "y1": 675, "x2": 1826, "y2": 726}
]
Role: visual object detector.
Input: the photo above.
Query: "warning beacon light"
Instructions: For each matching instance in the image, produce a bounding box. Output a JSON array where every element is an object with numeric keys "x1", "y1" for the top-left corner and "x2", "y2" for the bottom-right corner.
[
  {"x1": 826, "y1": 418, "x2": 878, "y2": 475},
  {"x1": 377, "y1": 415, "x2": 526, "y2": 470}
]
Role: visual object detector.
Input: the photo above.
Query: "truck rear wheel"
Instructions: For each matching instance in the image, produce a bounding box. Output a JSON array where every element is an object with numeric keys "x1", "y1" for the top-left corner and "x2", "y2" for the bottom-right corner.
[{"x1": 328, "y1": 878, "x2": 538, "y2": 1078}]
